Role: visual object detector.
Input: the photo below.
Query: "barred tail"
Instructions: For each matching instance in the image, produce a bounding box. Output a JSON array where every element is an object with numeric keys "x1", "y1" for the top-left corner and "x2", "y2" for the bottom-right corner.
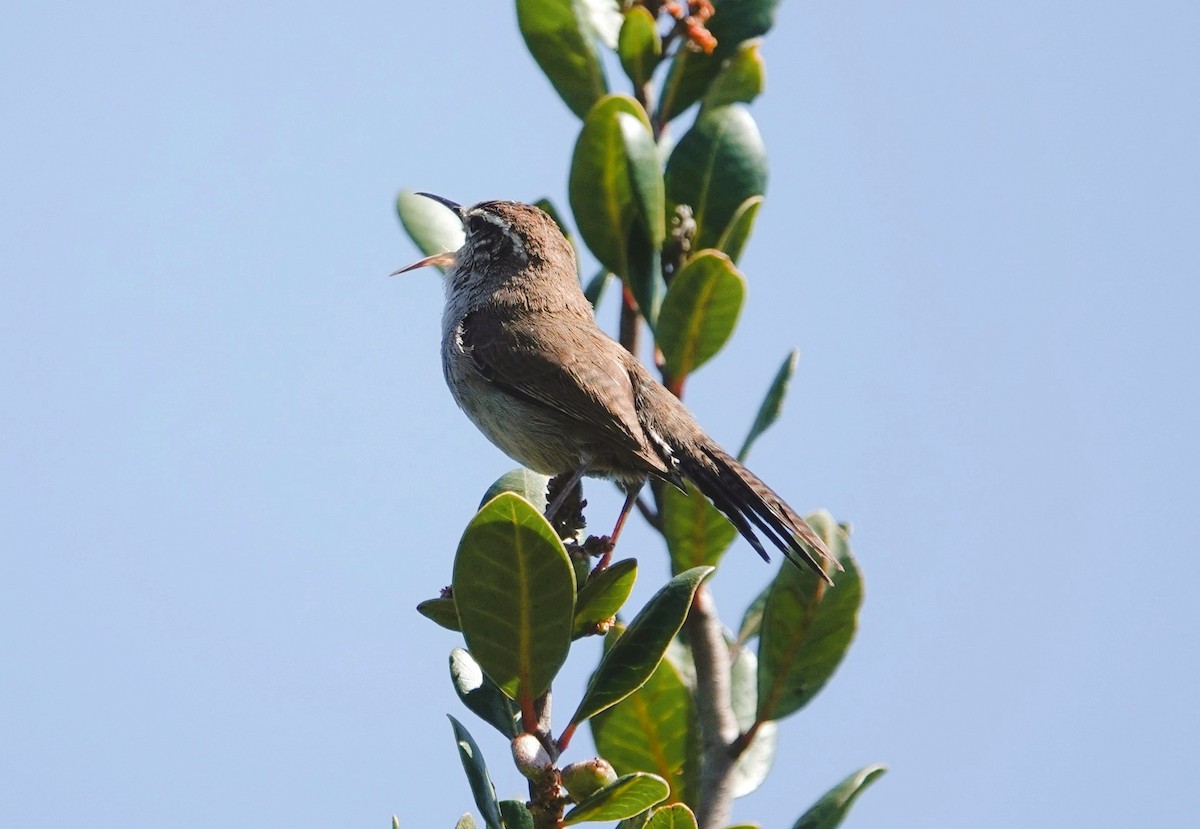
[{"x1": 679, "y1": 441, "x2": 839, "y2": 584}]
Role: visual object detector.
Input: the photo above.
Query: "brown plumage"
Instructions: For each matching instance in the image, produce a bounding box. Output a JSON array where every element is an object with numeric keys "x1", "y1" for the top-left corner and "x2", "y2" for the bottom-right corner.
[{"x1": 398, "y1": 195, "x2": 836, "y2": 582}]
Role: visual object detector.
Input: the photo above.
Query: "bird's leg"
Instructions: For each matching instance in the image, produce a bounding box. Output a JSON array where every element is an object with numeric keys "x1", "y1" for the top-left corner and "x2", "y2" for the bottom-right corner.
[{"x1": 592, "y1": 482, "x2": 644, "y2": 573}]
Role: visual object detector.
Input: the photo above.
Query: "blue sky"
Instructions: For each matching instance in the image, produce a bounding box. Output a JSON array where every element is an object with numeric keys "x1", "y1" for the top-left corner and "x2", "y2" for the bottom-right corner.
[{"x1": 2, "y1": 2, "x2": 1197, "y2": 827}]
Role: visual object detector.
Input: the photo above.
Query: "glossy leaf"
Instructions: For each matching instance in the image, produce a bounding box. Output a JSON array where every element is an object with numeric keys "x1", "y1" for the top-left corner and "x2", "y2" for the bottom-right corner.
[
  {"x1": 657, "y1": 47, "x2": 721, "y2": 125},
  {"x1": 714, "y1": 195, "x2": 763, "y2": 264},
  {"x1": 574, "y1": 558, "x2": 639, "y2": 637},
  {"x1": 616, "y1": 814, "x2": 651, "y2": 829},
  {"x1": 661, "y1": 480, "x2": 737, "y2": 574},
  {"x1": 499, "y1": 800, "x2": 535, "y2": 829},
  {"x1": 448, "y1": 716, "x2": 503, "y2": 829},
  {"x1": 618, "y1": 6, "x2": 661, "y2": 88},
  {"x1": 417, "y1": 595, "x2": 461, "y2": 632},
  {"x1": 665, "y1": 105, "x2": 767, "y2": 252},
  {"x1": 569, "y1": 95, "x2": 664, "y2": 323},
  {"x1": 738, "y1": 349, "x2": 799, "y2": 462},
  {"x1": 657, "y1": 251, "x2": 745, "y2": 380},
  {"x1": 453, "y1": 493, "x2": 575, "y2": 702},
  {"x1": 735, "y1": 585, "x2": 769, "y2": 648},
  {"x1": 450, "y1": 648, "x2": 518, "y2": 739},
  {"x1": 729, "y1": 647, "x2": 776, "y2": 798},
  {"x1": 592, "y1": 640, "x2": 695, "y2": 805},
  {"x1": 701, "y1": 42, "x2": 765, "y2": 112},
  {"x1": 396, "y1": 190, "x2": 465, "y2": 269},
  {"x1": 480, "y1": 468, "x2": 551, "y2": 515},
  {"x1": 792, "y1": 765, "x2": 887, "y2": 829},
  {"x1": 618, "y1": 111, "x2": 666, "y2": 248},
  {"x1": 645, "y1": 803, "x2": 698, "y2": 829},
  {"x1": 757, "y1": 513, "x2": 861, "y2": 722},
  {"x1": 708, "y1": 0, "x2": 782, "y2": 58},
  {"x1": 570, "y1": 567, "x2": 713, "y2": 725},
  {"x1": 516, "y1": 0, "x2": 608, "y2": 118},
  {"x1": 562, "y1": 773, "x2": 672, "y2": 825}
]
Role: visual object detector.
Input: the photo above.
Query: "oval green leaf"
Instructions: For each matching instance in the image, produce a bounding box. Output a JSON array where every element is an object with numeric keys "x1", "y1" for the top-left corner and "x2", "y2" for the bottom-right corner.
[
  {"x1": 480, "y1": 468, "x2": 551, "y2": 514},
  {"x1": 516, "y1": 0, "x2": 608, "y2": 118},
  {"x1": 453, "y1": 493, "x2": 576, "y2": 702},
  {"x1": 396, "y1": 189, "x2": 465, "y2": 268},
  {"x1": 498, "y1": 799, "x2": 535, "y2": 829},
  {"x1": 756, "y1": 512, "x2": 861, "y2": 722},
  {"x1": 574, "y1": 557, "x2": 639, "y2": 637},
  {"x1": 450, "y1": 648, "x2": 519, "y2": 739},
  {"x1": 569, "y1": 94, "x2": 649, "y2": 277},
  {"x1": 592, "y1": 642, "x2": 695, "y2": 805},
  {"x1": 448, "y1": 715, "x2": 503, "y2": 829},
  {"x1": 569, "y1": 95, "x2": 664, "y2": 323},
  {"x1": 657, "y1": 250, "x2": 745, "y2": 381},
  {"x1": 738, "y1": 349, "x2": 799, "y2": 462},
  {"x1": 562, "y1": 773, "x2": 672, "y2": 825},
  {"x1": 792, "y1": 765, "x2": 887, "y2": 829},
  {"x1": 714, "y1": 195, "x2": 763, "y2": 265},
  {"x1": 657, "y1": 47, "x2": 721, "y2": 125},
  {"x1": 618, "y1": 5, "x2": 661, "y2": 88},
  {"x1": 644, "y1": 803, "x2": 698, "y2": 829},
  {"x1": 665, "y1": 105, "x2": 767, "y2": 253},
  {"x1": 571, "y1": 567, "x2": 713, "y2": 726},
  {"x1": 701, "y1": 42, "x2": 766, "y2": 113},
  {"x1": 661, "y1": 480, "x2": 738, "y2": 574},
  {"x1": 417, "y1": 595, "x2": 461, "y2": 632},
  {"x1": 708, "y1": 0, "x2": 781, "y2": 58}
]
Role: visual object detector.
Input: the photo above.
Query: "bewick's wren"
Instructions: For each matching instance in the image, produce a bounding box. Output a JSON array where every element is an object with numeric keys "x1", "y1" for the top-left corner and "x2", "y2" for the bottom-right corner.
[{"x1": 397, "y1": 194, "x2": 836, "y2": 582}]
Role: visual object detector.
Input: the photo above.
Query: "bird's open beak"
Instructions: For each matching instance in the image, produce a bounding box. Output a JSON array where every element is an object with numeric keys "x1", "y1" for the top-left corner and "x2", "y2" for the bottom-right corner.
[
  {"x1": 390, "y1": 251, "x2": 457, "y2": 275},
  {"x1": 391, "y1": 192, "x2": 464, "y2": 275}
]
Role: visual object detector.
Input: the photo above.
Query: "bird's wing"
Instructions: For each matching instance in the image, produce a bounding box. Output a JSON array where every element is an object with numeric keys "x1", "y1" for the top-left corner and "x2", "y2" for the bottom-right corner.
[{"x1": 459, "y1": 309, "x2": 665, "y2": 472}]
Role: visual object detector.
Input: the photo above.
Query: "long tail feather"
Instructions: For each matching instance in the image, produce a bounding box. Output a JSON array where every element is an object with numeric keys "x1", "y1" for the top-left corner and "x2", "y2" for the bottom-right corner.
[{"x1": 679, "y1": 441, "x2": 839, "y2": 584}]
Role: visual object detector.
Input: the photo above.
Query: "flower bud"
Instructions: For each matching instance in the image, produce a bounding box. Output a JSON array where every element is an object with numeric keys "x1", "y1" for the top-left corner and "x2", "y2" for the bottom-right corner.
[{"x1": 560, "y1": 757, "x2": 617, "y2": 802}]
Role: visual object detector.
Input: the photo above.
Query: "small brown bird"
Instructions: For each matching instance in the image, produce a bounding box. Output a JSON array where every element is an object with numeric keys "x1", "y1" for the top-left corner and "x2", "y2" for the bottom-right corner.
[{"x1": 397, "y1": 195, "x2": 836, "y2": 582}]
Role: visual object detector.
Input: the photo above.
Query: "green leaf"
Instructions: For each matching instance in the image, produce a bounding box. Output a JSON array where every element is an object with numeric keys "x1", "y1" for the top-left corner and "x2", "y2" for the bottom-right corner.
[
  {"x1": 657, "y1": 47, "x2": 721, "y2": 125},
  {"x1": 480, "y1": 468, "x2": 551, "y2": 515},
  {"x1": 714, "y1": 195, "x2": 763, "y2": 265},
  {"x1": 453, "y1": 815, "x2": 477, "y2": 829},
  {"x1": 569, "y1": 94, "x2": 665, "y2": 324},
  {"x1": 453, "y1": 493, "x2": 576, "y2": 702},
  {"x1": 396, "y1": 189, "x2": 465, "y2": 269},
  {"x1": 450, "y1": 648, "x2": 519, "y2": 739},
  {"x1": 728, "y1": 647, "x2": 776, "y2": 798},
  {"x1": 665, "y1": 105, "x2": 767, "y2": 252},
  {"x1": 708, "y1": 0, "x2": 782, "y2": 58},
  {"x1": 792, "y1": 765, "x2": 887, "y2": 829},
  {"x1": 592, "y1": 644, "x2": 695, "y2": 805},
  {"x1": 757, "y1": 513, "x2": 861, "y2": 722},
  {"x1": 516, "y1": 0, "x2": 608, "y2": 118},
  {"x1": 499, "y1": 800, "x2": 535, "y2": 829},
  {"x1": 616, "y1": 814, "x2": 650, "y2": 829},
  {"x1": 644, "y1": 803, "x2": 698, "y2": 829},
  {"x1": 562, "y1": 773, "x2": 671, "y2": 825},
  {"x1": 657, "y1": 250, "x2": 745, "y2": 381},
  {"x1": 448, "y1": 716, "x2": 503, "y2": 829},
  {"x1": 571, "y1": 567, "x2": 713, "y2": 725},
  {"x1": 618, "y1": 6, "x2": 661, "y2": 88},
  {"x1": 574, "y1": 558, "x2": 639, "y2": 637},
  {"x1": 738, "y1": 349, "x2": 799, "y2": 462},
  {"x1": 392, "y1": 816, "x2": 400, "y2": 829},
  {"x1": 417, "y1": 595, "x2": 461, "y2": 632},
  {"x1": 735, "y1": 585, "x2": 769, "y2": 648},
  {"x1": 583, "y1": 269, "x2": 612, "y2": 309},
  {"x1": 661, "y1": 480, "x2": 737, "y2": 574},
  {"x1": 701, "y1": 42, "x2": 766, "y2": 112}
]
